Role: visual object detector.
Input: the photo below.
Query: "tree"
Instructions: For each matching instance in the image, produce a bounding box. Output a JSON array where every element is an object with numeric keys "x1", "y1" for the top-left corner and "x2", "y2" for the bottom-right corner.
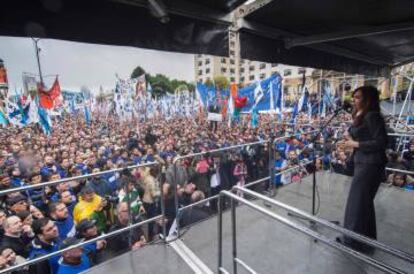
[
  {"x1": 131, "y1": 66, "x2": 146, "y2": 79},
  {"x1": 187, "y1": 82, "x2": 195, "y2": 92},
  {"x1": 176, "y1": 84, "x2": 188, "y2": 93},
  {"x1": 213, "y1": 75, "x2": 230, "y2": 90},
  {"x1": 204, "y1": 78, "x2": 214, "y2": 87},
  {"x1": 148, "y1": 73, "x2": 172, "y2": 96}
]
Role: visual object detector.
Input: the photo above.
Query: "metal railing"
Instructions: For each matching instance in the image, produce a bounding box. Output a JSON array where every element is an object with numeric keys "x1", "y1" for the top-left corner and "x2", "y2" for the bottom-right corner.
[
  {"x1": 386, "y1": 167, "x2": 414, "y2": 176},
  {"x1": 0, "y1": 215, "x2": 163, "y2": 274},
  {"x1": 172, "y1": 140, "x2": 269, "y2": 237},
  {"x1": 217, "y1": 189, "x2": 409, "y2": 274},
  {"x1": 0, "y1": 161, "x2": 168, "y2": 273},
  {"x1": 235, "y1": 186, "x2": 414, "y2": 264},
  {"x1": 172, "y1": 129, "x2": 323, "y2": 237}
]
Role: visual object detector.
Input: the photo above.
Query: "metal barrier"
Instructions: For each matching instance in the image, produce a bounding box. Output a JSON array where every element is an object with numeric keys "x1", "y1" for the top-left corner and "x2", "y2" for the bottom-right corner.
[
  {"x1": 235, "y1": 186, "x2": 414, "y2": 264},
  {"x1": 0, "y1": 161, "x2": 168, "y2": 273},
  {"x1": 0, "y1": 215, "x2": 163, "y2": 274},
  {"x1": 386, "y1": 167, "x2": 414, "y2": 176},
  {"x1": 172, "y1": 140, "x2": 269, "y2": 237},
  {"x1": 172, "y1": 129, "x2": 323, "y2": 237},
  {"x1": 217, "y1": 190, "x2": 408, "y2": 274}
]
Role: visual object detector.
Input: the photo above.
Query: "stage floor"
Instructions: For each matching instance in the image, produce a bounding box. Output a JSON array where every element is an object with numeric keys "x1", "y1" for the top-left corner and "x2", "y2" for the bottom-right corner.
[{"x1": 85, "y1": 172, "x2": 414, "y2": 274}]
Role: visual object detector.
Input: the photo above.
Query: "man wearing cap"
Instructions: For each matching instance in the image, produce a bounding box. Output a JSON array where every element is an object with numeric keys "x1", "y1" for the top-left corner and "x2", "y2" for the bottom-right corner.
[
  {"x1": 49, "y1": 202, "x2": 76, "y2": 242},
  {"x1": 75, "y1": 219, "x2": 106, "y2": 265},
  {"x1": 29, "y1": 218, "x2": 60, "y2": 274},
  {"x1": 73, "y1": 186, "x2": 102, "y2": 224},
  {"x1": 6, "y1": 194, "x2": 29, "y2": 215},
  {"x1": 57, "y1": 237, "x2": 90, "y2": 274},
  {"x1": 0, "y1": 216, "x2": 30, "y2": 258}
]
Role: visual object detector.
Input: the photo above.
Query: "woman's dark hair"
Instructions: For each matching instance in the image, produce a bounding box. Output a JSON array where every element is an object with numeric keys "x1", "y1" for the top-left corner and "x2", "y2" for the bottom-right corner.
[{"x1": 352, "y1": 86, "x2": 381, "y2": 126}]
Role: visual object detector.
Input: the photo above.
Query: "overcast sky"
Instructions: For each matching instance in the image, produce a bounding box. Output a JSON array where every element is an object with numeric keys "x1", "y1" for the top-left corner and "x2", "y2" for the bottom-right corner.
[{"x1": 0, "y1": 36, "x2": 195, "y2": 93}]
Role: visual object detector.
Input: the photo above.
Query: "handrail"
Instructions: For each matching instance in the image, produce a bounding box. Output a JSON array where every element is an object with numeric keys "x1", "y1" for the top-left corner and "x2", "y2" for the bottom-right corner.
[
  {"x1": 386, "y1": 167, "x2": 414, "y2": 176},
  {"x1": 172, "y1": 140, "x2": 268, "y2": 164},
  {"x1": 388, "y1": 133, "x2": 414, "y2": 137},
  {"x1": 0, "y1": 161, "x2": 159, "y2": 196},
  {"x1": 272, "y1": 129, "x2": 319, "y2": 144},
  {"x1": 218, "y1": 190, "x2": 406, "y2": 274},
  {"x1": 0, "y1": 215, "x2": 163, "y2": 274},
  {"x1": 235, "y1": 186, "x2": 414, "y2": 264}
]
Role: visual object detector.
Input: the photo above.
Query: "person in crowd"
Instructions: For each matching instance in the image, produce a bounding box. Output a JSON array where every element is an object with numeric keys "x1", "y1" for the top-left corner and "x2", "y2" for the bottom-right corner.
[
  {"x1": 40, "y1": 156, "x2": 62, "y2": 181},
  {"x1": 179, "y1": 191, "x2": 210, "y2": 227},
  {"x1": 48, "y1": 202, "x2": 76, "y2": 242},
  {"x1": 0, "y1": 245, "x2": 27, "y2": 273},
  {"x1": 140, "y1": 166, "x2": 160, "y2": 239},
  {"x1": 86, "y1": 168, "x2": 112, "y2": 198},
  {"x1": 387, "y1": 172, "x2": 414, "y2": 190},
  {"x1": 29, "y1": 218, "x2": 60, "y2": 274},
  {"x1": 117, "y1": 177, "x2": 145, "y2": 221},
  {"x1": 57, "y1": 237, "x2": 90, "y2": 274},
  {"x1": 75, "y1": 219, "x2": 106, "y2": 265},
  {"x1": 274, "y1": 151, "x2": 288, "y2": 187},
  {"x1": 73, "y1": 186, "x2": 102, "y2": 224},
  {"x1": 107, "y1": 202, "x2": 146, "y2": 257},
  {"x1": 0, "y1": 216, "x2": 30, "y2": 258},
  {"x1": 59, "y1": 190, "x2": 76, "y2": 216}
]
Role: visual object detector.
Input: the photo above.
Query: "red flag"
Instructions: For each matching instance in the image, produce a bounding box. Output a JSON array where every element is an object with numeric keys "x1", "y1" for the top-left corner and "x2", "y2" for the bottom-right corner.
[{"x1": 39, "y1": 77, "x2": 61, "y2": 109}]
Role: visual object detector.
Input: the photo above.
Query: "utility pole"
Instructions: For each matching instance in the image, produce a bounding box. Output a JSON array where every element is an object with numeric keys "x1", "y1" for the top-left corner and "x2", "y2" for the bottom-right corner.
[{"x1": 32, "y1": 38, "x2": 44, "y2": 85}]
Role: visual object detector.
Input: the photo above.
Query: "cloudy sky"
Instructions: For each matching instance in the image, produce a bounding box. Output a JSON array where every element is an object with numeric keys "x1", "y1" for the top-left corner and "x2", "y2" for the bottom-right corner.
[{"x1": 0, "y1": 36, "x2": 195, "y2": 93}]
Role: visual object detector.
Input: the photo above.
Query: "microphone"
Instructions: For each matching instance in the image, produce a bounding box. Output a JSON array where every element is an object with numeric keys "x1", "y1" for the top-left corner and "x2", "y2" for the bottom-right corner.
[
  {"x1": 335, "y1": 101, "x2": 353, "y2": 114},
  {"x1": 341, "y1": 101, "x2": 353, "y2": 113}
]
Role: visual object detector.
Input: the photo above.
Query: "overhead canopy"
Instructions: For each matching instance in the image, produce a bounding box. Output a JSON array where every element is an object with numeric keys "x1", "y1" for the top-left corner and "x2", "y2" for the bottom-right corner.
[
  {"x1": 239, "y1": 0, "x2": 414, "y2": 76},
  {"x1": 0, "y1": 0, "x2": 245, "y2": 56}
]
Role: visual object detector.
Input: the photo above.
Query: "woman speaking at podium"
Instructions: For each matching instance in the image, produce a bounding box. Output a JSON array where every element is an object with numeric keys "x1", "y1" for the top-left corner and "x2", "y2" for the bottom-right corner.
[{"x1": 342, "y1": 86, "x2": 387, "y2": 252}]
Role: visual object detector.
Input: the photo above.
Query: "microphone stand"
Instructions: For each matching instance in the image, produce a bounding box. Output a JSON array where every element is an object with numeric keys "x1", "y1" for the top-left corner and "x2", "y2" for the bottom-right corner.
[{"x1": 287, "y1": 107, "x2": 346, "y2": 228}]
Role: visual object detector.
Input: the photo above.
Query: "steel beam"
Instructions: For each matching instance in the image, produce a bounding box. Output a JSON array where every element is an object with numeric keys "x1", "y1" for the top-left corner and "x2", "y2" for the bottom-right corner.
[
  {"x1": 112, "y1": 0, "x2": 233, "y2": 25},
  {"x1": 239, "y1": 18, "x2": 391, "y2": 65},
  {"x1": 286, "y1": 22, "x2": 414, "y2": 49}
]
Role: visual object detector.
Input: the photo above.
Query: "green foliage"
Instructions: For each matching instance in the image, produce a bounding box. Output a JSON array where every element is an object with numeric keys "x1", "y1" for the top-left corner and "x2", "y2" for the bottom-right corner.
[
  {"x1": 131, "y1": 65, "x2": 195, "y2": 96},
  {"x1": 213, "y1": 75, "x2": 230, "y2": 90},
  {"x1": 204, "y1": 78, "x2": 214, "y2": 87},
  {"x1": 176, "y1": 84, "x2": 188, "y2": 92}
]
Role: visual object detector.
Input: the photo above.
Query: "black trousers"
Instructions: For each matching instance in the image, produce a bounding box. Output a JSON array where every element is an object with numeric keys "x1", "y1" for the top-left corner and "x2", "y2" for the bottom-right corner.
[{"x1": 343, "y1": 163, "x2": 383, "y2": 250}]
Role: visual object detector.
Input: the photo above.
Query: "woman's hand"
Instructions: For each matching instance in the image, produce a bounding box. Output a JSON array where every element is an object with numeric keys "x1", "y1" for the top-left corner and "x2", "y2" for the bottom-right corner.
[{"x1": 344, "y1": 135, "x2": 359, "y2": 149}]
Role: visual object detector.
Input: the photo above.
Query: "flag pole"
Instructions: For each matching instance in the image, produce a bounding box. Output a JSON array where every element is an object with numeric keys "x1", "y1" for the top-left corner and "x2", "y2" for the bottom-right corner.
[{"x1": 32, "y1": 38, "x2": 44, "y2": 85}]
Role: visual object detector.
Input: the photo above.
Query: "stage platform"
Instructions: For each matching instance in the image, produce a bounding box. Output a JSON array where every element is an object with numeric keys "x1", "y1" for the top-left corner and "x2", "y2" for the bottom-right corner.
[{"x1": 85, "y1": 172, "x2": 414, "y2": 274}]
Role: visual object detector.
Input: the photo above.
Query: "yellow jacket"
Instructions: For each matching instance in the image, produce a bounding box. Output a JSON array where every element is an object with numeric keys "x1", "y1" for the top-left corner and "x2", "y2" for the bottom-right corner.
[{"x1": 73, "y1": 194, "x2": 102, "y2": 223}]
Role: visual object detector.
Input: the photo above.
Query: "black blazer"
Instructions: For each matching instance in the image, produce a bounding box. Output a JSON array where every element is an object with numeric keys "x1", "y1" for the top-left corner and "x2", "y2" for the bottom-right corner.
[{"x1": 349, "y1": 111, "x2": 387, "y2": 165}]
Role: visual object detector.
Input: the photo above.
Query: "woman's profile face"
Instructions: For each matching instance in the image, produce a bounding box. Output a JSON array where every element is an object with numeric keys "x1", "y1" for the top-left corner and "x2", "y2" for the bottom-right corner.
[{"x1": 352, "y1": 90, "x2": 364, "y2": 111}]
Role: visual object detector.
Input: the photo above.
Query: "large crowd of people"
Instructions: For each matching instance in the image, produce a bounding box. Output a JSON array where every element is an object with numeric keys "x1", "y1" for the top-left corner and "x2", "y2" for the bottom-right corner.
[{"x1": 0, "y1": 109, "x2": 412, "y2": 273}]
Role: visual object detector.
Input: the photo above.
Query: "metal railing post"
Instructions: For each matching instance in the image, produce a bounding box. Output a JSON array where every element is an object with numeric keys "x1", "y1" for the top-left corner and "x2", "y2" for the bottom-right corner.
[
  {"x1": 173, "y1": 160, "x2": 180, "y2": 238},
  {"x1": 159, "y1": 171, "x2": 167, "y2": 242},
  {"x1": 217, "y1": 194, "x2": 223, "y2": 273},
  {"x1": 235, "y1": 186, "x2": 414, "y2": 263},
  {"x1": 268, "y1": 137, "x2": 275, "y2": 195},
  {"x1": 124, "y1": 177, "x2": 133, "y2": 248},
  {"x1": 231, "y1": 198, "x2": 238, "y2": 274},
  {"x1": 221, "y1": 190, "x2": 406, "y2": 274}
]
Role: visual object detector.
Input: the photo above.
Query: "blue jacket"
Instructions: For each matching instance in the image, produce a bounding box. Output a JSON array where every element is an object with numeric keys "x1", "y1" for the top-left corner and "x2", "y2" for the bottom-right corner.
[
  {"x1": 75, "y1": 163, "x2": 89, "y2": 175},
  {"x1": 57, "y1": 253, "x2": 90, "y2": 274},
  {"x1": 54, "y1": 216, "x2": 76, "y2": 242},
  {"x1": 29, "y1": 238, "x2": 60, "y2": 274},
  {"x1": 11, "y1": 177, "x2": 25, "y2": 188},
  {"x1": 100, "y1": 172, "x2": 120, "y2": 192}
]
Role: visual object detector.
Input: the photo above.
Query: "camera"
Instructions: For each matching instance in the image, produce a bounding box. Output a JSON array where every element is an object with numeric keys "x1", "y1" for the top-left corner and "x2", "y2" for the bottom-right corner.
[{"x1": 105, "y1": 195, "x2": 119, "y2": 204}]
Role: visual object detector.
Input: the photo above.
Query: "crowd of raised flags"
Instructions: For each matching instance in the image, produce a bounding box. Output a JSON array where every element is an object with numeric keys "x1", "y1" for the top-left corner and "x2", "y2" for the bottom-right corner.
[{"x1": 0, "y1": 72, "x2": 342, "y2": 136}]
